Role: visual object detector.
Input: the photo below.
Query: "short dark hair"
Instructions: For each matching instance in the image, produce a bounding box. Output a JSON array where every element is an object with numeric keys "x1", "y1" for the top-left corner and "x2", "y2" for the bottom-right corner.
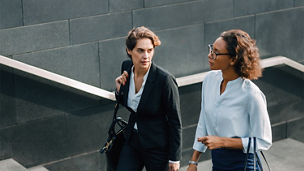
[
  {"x1": 220, "y1": 29, "x2": 262, "y2": 80},
  {"x1": 125, "y1": 26, "x2": 161, "y2": 58}
]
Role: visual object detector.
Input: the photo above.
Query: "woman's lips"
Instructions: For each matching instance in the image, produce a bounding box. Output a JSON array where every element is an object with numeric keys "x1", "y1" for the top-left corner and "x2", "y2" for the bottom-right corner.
[
  {"x1": 141, "y1": 61, "x2": 149, "y2": 65},
  {"x1": 208, "y1": 60, "x2": 213, "y2": 66}
]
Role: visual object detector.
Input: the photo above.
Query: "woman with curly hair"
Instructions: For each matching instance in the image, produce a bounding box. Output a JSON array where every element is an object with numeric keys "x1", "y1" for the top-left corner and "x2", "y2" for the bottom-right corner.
[{"x1": 187, "y1": 29, "x2": 272, "y2": 171}]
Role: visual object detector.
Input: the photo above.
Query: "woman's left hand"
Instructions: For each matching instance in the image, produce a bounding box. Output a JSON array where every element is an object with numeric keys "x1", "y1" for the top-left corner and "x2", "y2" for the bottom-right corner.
[
  {"x1": 197, "y1": 136, "x2": 224, "y2": 150},
  {"x1": 169, "y1": 162, "x2": 180, "y2": 171}
]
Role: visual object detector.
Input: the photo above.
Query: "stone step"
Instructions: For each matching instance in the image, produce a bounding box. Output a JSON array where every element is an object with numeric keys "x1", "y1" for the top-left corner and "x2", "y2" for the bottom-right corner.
[
  {"x1": 0, "y1": 159, "x2": 27, "y2": 171},
  {"x1": 0, "y1": 159, "x2": 49, "y2": 171},
  {"x1": 180, "y1": 138, "x2": 304, "y2": 171},
  {"x1": 28, "y1": 166, "x2": 49, "y2": 171}
]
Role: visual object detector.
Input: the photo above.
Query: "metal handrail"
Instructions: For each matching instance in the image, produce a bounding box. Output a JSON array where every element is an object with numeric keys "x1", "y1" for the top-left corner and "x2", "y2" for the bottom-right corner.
[{"x1": 1, "y1": 55, "x2": 303, "y2": 101}]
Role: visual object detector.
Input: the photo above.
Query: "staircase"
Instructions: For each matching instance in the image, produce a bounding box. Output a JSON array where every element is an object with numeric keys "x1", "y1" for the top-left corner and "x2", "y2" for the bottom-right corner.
[{"x1": 0, "y1": 159, "x2": 48, "y2": 171}]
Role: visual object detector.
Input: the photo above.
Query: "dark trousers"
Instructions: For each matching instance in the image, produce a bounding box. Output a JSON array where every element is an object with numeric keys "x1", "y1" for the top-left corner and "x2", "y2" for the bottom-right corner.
[
  {"x1": 212, "y1": 148, "x2": 261, "y2": 171},
  {"x1": 116, "y1": 130, "x2": 169, "y2": 171}
]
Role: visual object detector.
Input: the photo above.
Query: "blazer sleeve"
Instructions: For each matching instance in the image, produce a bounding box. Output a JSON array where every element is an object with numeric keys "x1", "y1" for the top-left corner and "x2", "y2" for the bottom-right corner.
[
  {"x1": 115, "y1": 60, "x2": 132, "y2": 102},
  {"x1": 163, "y1": 74, "x2": 182, "y2": 161}
]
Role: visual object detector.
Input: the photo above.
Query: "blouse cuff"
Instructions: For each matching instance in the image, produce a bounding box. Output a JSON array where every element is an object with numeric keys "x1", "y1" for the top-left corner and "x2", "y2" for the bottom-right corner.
[
  {"x1": 193, "y1": 141, "x2": 207, "y2": 153},
  {"x1": 241, "y1": 137, "x2": 249, "y2": 153},
  {"x1": 169, "y1": 160, "x2": 180, "y2": 164}
]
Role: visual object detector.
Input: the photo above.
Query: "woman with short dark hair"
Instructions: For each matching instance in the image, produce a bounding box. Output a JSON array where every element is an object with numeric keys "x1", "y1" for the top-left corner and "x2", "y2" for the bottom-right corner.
[{"x1": 187, "y1": 29, "x2": 272, "y2": 171}]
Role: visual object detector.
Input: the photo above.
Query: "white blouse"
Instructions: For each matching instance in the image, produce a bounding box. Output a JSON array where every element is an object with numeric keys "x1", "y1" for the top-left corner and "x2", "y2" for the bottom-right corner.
[
  {"x1": 127, "y1": 66, "x2": 150, "y2": 130},
  {"x1": 193, "y1": 70, "x2": 272, "y2": 153}
]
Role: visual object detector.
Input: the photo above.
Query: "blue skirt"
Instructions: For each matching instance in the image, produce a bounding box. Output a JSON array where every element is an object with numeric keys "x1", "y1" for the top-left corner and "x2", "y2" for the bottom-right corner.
[{"x1": 212, "y1": 148, "x2": 260, "y2": 171}]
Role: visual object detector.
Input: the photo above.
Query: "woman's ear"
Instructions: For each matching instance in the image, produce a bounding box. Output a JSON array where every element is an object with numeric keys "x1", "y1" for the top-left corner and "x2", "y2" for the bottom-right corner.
[
  {"x1": 126, "y1": 48, "x2": 132, "y2": 56},
  {"x1": 230, "y1": 57, "x2": 236, "y2": 66}
]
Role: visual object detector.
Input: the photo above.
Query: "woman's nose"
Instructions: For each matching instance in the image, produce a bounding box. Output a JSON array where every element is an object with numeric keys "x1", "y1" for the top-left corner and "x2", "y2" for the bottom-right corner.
[
  {"x1": 143, "y1": 51, "x2": 149, "y2": 58},
  {"x1": 208, "y1": 52, "x2": 212, "y2": 59}
]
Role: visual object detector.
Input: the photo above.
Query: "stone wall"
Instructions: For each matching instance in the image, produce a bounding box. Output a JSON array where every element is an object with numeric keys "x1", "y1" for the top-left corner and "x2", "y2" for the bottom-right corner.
[{"x1": 0, "y1": 0, "x2": 303, "y2": 170}]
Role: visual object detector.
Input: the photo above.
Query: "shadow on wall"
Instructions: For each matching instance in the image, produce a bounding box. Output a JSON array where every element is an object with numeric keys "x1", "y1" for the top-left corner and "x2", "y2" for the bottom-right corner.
[
  {"x1": 0, "y1": 68, "x2": 114, "y2": 118},
  {"x1": 0, "y1": 67, "x2": 119, "y2": 168},
  {"x1": 258, "y1": 66, "x2": 304, "y2": 98},
  {"x1": 253, "y1": 65, "x2": 304, "y2": 124}
]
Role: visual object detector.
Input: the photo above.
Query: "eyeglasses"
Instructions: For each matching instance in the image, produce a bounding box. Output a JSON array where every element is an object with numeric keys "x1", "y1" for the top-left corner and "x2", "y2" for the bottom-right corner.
[{"x1": 208, "y1": 44, "x2": 231, "y2": 60}]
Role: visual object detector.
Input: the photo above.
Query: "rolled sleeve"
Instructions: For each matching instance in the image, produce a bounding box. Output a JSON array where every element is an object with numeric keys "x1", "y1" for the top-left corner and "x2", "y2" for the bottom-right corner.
[
  {"x1": 193, "y1": 83, "x2": 207, "y2": 152},
  {"x1": 244, "y1": 90, "x2": 272, "y2": 153},
  {"x1": 241, "y1": 137, "x2": 272, "y2": 153},
  {"x1": 193, "y1": 111, "x2": 207, "y2": 152}
]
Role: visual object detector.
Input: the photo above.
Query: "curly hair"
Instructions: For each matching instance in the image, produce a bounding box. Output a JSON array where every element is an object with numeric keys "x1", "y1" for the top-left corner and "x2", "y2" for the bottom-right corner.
[
  {"x1": 220, "y1": 29, "x2": 262, "y2": 80},
  {"x1": 125, "y1": 26, "x2": 161, "y2": 58}
]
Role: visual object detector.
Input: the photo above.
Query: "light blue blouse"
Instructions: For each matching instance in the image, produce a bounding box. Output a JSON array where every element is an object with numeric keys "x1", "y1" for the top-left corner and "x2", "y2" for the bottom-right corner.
[{"x1": 193, "y1": 70, "x2": 272, "y2": 153}]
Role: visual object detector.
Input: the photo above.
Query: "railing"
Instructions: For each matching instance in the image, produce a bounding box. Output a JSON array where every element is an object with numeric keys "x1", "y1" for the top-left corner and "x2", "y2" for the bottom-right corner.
[
  {"x1": 0, "y1": 55, "x2": 115, "y2": 101},
  {"x1": 176, "y1": 56, "x2": 304, "y2": 87},
  {"x1": 1, "y1": 55, "x2": 303, "y2": 101}
]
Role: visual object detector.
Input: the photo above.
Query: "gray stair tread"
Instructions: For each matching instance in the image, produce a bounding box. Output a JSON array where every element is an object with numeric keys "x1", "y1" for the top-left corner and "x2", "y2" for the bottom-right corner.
[
  {"x1": 0, "y1": 159, "x2": 27, "y2": 171},
  {"x1": 28, "y1": 166, "x2": 49, "y2": 171},
  {"x1": 181, "y1": 138, "x2": 304, "y2": 171}
]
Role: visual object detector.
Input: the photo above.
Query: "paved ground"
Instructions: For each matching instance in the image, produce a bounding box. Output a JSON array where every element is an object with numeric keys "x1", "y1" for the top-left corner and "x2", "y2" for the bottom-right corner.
[
  {"x1": 180, "y1": 138, "x2": 304, "y2": 171},
  {"x1": 1, "y1": 138, "x2": 303, "y2": 171}
]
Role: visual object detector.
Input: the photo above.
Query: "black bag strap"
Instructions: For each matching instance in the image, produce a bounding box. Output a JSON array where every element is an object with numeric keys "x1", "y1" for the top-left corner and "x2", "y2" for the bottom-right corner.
[
  {"x1": 108, "y1": 103, "x2": 119, "y2": 136},
  {"x1": 108, "y1": 87, "x2": 122, "y2": 136},
  {"x1": 260, "y1": 151, "x2": 271, "y2": 171},
  {"x1": 108, "y1": 87, "x2": 133, "y2": 136},
  {"x1": 244, "y1": 137, "x2": 271, "y2": 171},
  {"x1": 253, "y1": 137, "x2": 260, "y2": 171},
  {"x1": 244, "y1": 137, "x2": 252, "y2": 171}
]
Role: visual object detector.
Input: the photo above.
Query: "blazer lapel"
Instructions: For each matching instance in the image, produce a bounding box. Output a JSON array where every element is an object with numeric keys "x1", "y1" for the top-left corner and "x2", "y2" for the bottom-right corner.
[{"x1": 136, "y1": 63, "x2": 156, "y2": 113}]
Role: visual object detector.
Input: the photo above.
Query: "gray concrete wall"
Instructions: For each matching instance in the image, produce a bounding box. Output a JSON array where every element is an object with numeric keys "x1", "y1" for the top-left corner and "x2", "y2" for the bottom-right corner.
[
  {"x1": 0, "y1": 0, "x2": 303, "y2": 91},
  {"x1": 0, "y1": 0, "x2": 304, "y2": 170}
]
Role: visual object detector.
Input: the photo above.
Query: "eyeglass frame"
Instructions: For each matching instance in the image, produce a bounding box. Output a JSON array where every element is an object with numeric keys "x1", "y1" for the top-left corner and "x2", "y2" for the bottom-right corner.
[{"x1": 208, "y1": 44, "x2": 231, "y2": 60}]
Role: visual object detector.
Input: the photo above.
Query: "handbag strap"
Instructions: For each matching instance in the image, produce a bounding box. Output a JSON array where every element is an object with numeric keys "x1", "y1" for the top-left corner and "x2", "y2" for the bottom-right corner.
[
  {"x1": 253, "y1": 137, "x2": 260, "y2": 171},
  {"x1": 244, "y1": 137, "x2": 271, "y2": 171},
  {"x1": 244, "y1": 137, "x2": 252, "y2": 171},
  {"x1": 108, "y1": 87, "x2": 134, "y2": 136},
  {"x1": 113, "y1": 103, "x2": 120, "y2": 123},
  {"x1": 108, "y1": 87, "x2": 122, "y2": 136},
  {"x1": 260, "y1": 151, "x2": 271, "y2": 171},
  {"x1": 108, "y1": 103, "x2": 119, "y2": 136}
]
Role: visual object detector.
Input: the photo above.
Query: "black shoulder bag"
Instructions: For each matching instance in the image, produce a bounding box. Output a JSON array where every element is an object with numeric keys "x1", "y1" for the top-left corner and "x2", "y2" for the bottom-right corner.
[{"x1": 100, "y1": 101, "x2": 128, "y2": 171}]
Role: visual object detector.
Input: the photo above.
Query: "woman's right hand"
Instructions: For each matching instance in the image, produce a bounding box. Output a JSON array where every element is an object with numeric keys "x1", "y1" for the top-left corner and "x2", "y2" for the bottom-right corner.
[
  {"x1": 187, "y1": 164, "x2": 197, "y2": 171},
  {"x1": 115, "y1": 71, "x2": 128, "y2": 92}
]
